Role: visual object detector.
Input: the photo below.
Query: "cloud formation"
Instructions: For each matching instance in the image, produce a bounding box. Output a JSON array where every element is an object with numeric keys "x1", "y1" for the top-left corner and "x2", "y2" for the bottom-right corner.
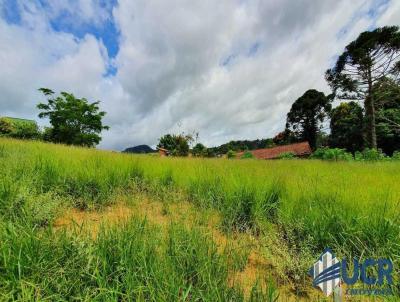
[{"x1": 0, "y1": 0, "x2": 398, "y2": 150}]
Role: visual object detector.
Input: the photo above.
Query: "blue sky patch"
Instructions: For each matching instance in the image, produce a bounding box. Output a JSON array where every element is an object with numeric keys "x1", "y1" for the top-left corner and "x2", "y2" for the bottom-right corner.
[
  {"x1": 1, "y1": 0, "x2": 119, "y2": 75},
  {"x1": 1, "y1": 0, "x2": 21, "y2": 25},
  {"x1": 46, "y1": 0, "x2": 120, "y2": 60}
]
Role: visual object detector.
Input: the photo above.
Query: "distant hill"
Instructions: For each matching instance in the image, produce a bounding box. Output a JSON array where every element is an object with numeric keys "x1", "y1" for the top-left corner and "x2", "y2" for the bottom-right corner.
[
  {"x1": 1, "y1": 116, "x2": 37, "y2": 126},
  {"x1": 123, "y1": 145, "x2": 156, "y2": 154}
]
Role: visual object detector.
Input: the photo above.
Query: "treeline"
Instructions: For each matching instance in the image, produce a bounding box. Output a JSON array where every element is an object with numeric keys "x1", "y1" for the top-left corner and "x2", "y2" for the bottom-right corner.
[
  {"x1": 208, "y1": 138, "x2": 275, "y2": 154},
  {"x1": 282, "y1": 77, "x2": 400, "y2": 156},
  {"x1": 156, "y1": 134, "x2": 276, "y2": 157},
  {"x1": 158, "y1": 26, "x2": 400, "y2": 158}
]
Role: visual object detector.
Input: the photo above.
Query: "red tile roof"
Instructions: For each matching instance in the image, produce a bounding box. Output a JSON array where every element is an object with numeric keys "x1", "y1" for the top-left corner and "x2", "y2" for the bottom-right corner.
[{"x1": 236, "y1": 141, "x2": 312, "y2": 159}]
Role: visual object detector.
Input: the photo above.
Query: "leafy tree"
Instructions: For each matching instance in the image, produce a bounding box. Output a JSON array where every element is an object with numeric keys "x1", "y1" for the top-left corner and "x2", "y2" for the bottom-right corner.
[
  {"x1": 329, "y1": 102, "x2": 364, "y2": 153},
  {"x1": 326, "y1": 26, "x2": 400, "y2": 149},
  {"x1": 372, "y1": 78, "x2": 400, "y2": 155},
  {"x1": 157, "y1": 133, "x2": 193, "y2": 156},
  {"x1": 192, "y1": 143, "x2": 207, "y2": 157},
  {"x1": 286, "y1": 89, "x2": 331, "y2": 150},
  {"x1": 37, "y1": 88, "x2": 109, "y2": 147},
  {"x1": 0, "y1": 118, "x2": 14, "y2": 135},
  {"x1": 158, "y1": 134, "x2": 176, "y2": 152}
]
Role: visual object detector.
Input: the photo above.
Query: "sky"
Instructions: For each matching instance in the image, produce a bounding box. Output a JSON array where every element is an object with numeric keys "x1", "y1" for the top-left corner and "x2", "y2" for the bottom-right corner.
[{"x1": 0, "y1": 0, "x2": 399, "y2": 150}]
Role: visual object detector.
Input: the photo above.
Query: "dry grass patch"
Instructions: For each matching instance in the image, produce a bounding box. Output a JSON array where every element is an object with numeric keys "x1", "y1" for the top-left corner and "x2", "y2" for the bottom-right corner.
[
  {"x1": 53, "y1": 204, "x2": 133, "y2": 237},
  {"x1": 52, "y1": 196, "x2": 324, "y2": 301}
]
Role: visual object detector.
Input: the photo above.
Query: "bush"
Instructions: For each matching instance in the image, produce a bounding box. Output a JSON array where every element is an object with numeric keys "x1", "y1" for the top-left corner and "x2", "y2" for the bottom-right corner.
[
  {"x1": 226, "y1": 150, "x2": 236, "y2": 159},
  {"x1": 355, "y1": 148, "x2": 387, "y2": 161},
  {"x1": 11, "y1": 121, "x2": 40, "y2": 139},
  {"x1": 240, "y1": 151, "x2": 254, "y2": 159},
  {"x1": 277, "y1": 152, "x2": 295, "y2": 159},
  {"x1": 311, "y1": 147, "x2": 352, "y2": 161},
  {"x1": 392, "y1": 151, "x2": 400, "y2": 160},
  {"x1": 0, "y1": 118, "x2": 14, "y2": 135}
]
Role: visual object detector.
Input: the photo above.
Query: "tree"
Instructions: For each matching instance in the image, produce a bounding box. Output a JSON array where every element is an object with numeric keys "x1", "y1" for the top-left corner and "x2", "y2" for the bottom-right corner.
[
  {"x1": 272, "y1": 129, "x2": 296, "y2": 145},
  {"x1": 285, "y1": 89, "x2": 331, "y2": 150},
  {"x1": 0, "y1": 118, "x2": 14, "y2": 135},
  {"x1": 326, "y1": 26, "x2": 400, "y2": 149},
  {"x1": 329, "y1": 102, "x2": 364, "y2": 153},
  {"x1": 373, "y1": 78, "x2": 400, "y2": 155},
  {"x1": 157, "y1": 133, "x2": 193, "y2": 156},
  {"x1": 37, "y1": 88, "x2": 109, "y2": 147},
  {"x1": 192, "y1": 143, "x2": 207, "y2": 157}
]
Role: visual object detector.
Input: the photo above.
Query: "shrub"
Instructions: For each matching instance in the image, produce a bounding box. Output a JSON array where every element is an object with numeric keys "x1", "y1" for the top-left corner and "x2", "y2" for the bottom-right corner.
[
  {"x1": 226, "y1": 150, "x2": 236, "y2": 159},
  {"x1": 392, "y1": 151, "x2": 400, "y2": 160},
  {"x1": 355, "y1": 148, "x2": 387, "y2": 161},
  {"x1": 311, "y1": 147, "x2": 352, "y2": 161},
  {"x1": 11, "y1": 122, "x2": 40, "y2": 139},
  {"x1": 277, "y1": 152, "x2": 295, "y2": 159},
  {"x1": 240, "y1": 151, "x2": 254, "y2": 159},
  {"x1": 0, "y1": 118, "x2": 14, "y2": 135}
]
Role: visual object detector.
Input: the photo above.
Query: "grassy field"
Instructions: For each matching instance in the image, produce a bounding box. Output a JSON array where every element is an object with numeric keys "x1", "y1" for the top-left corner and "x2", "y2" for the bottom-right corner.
[{"x1": 0, "y1": 137, "x2": 399, "y2": 301}]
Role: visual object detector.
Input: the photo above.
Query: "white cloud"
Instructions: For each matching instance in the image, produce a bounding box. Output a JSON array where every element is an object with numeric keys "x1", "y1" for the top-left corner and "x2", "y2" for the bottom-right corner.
[
  {"x1": 0, "y1": 0, "x2": 398, "y2": 150},
  {"x1": 377, "y1": 0, "x2": 400, "y2": 26}
]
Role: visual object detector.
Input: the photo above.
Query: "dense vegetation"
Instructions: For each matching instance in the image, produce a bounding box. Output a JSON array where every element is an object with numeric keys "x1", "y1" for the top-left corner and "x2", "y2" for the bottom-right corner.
[
  {"x1": 0, "y1": 117, "x2": 40, "y2": 140},
  {"x1": 0, "y1": 138, "x2": 399, "y2": 300}
]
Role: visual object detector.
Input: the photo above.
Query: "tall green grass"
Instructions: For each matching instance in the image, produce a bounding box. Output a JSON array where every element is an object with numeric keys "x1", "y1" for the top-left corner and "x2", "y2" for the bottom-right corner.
[
  {"x1": 3, "y1": 138, "x2": 397, "y2": 254},
  {"x1": 0, "y1": 219, "x2": 251, "y2": 301},
  {"x1": 0, "y1": 137, "x2": 399, "y2": 299}
]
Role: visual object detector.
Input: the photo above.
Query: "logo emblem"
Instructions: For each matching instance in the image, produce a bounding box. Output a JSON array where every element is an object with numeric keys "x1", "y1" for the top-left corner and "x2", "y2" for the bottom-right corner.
[
  {"x1": 309, "y1": 248, "x2": 341, "y2": 297},
  {"x1": 309, "y1": 248, "x2": 393, "y2": 297}
]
